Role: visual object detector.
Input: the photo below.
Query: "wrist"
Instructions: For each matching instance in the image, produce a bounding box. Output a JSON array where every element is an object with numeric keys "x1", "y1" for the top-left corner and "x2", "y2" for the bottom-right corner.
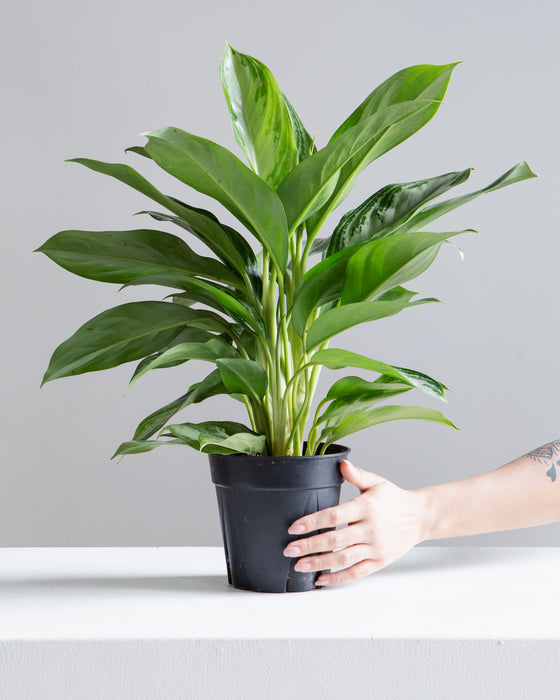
[{"x1": 412, "y1": 485, "x2": 440, "y2": 542}]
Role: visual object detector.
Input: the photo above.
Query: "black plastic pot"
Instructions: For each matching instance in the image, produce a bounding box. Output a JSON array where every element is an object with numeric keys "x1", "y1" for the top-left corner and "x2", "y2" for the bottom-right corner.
[{"x1": 208, "y1": 443, "x2": 350, "y2": 593}]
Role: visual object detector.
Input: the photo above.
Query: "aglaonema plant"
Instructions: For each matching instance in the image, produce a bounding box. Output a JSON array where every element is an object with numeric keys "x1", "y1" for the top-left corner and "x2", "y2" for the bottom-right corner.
[{"x1": 38, "y1": 45, "x2": 536, "y2": 457}]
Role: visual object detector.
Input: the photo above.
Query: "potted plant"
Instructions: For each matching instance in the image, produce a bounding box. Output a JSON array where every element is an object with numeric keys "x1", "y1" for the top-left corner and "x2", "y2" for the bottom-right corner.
[{"x1": 38, "y1": 45, "x2": 536, "y2": 592}]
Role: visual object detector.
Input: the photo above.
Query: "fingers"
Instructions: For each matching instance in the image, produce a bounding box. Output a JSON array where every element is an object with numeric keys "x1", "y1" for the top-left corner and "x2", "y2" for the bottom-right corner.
[
  {"x1": 340, "y1": 460, "x2": 385, "y2": 492},
  {"x1": 284, "y1": 522, "x2": 364, "y2": 559},
  {"x1": 315, "y1": 559, "x2": 386, "y2": 587},
  {"x1": 288, "y1": 539, "x2": 391, "y2": 587},
  {"x1": 292, "y1": 543, "x2": 373, "y2": 573},
  {"x1": 288, "y1": 497, "x2": 365, "y2": 536}
]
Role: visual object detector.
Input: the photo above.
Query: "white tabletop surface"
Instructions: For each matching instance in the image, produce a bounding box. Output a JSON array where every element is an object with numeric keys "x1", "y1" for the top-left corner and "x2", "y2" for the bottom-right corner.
[{"x1": 1, "y1": 545, "x2": 558, "y2": 641}]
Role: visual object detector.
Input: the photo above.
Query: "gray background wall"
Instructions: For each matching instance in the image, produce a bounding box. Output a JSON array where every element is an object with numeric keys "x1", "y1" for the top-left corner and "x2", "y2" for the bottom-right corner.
[{"x1": 2, "y1": 0, "x2": 558, "y2": 547}]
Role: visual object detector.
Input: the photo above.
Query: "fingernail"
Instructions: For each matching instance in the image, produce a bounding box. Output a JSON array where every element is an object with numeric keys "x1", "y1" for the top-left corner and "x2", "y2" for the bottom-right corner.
[
  {"x1": 288, "y1": 524, "x2": 305, "y2": 534},
  {"x1": 315, "y1": 577, "x2": 328, "y2": 586},
  {"x1": 283, "y1": 545, "x2": 301, "y2": 557},
  {"x1": 294, "y1": 561, "x2": 311, "y2": 572}
]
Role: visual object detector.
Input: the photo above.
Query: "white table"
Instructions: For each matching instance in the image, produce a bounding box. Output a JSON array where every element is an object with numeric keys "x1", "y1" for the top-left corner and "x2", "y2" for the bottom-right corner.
[{"x1": 1, "y1": 546, "x2": 559, "y2": 699}]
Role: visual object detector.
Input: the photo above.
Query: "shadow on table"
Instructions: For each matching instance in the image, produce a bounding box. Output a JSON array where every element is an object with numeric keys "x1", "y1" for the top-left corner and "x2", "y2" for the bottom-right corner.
[
  {"x1": 1, "y1": 548, "x2": 533, "y2": 594},
  {"x1": 378, "y1": 546, "x2": 527, "y2": 576},
  {"x1": 0, "y1": 574, "x2": 231, "y2": 595}
]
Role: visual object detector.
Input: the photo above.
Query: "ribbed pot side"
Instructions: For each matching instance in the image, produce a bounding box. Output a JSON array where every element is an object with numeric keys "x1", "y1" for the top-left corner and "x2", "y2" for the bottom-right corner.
[{"x1": 208, "y1": 443, "x2": 350, "y2": 593}]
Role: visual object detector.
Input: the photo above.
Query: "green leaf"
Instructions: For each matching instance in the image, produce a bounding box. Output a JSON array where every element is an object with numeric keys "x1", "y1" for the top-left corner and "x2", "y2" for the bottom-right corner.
[
  {"x1": 137, "y1": 208, "x2": 259, "y2": 288},
  {"x1": 317, "y1": 380, "x2": 414, "y2": 424},
  {"x1": 36, "y1": 228, "x2": 243, "y2": 289},
  {"x1": 326, "y1": 169, "x2": 472, "y2": 256},
  {"x1": 164, "y1": 420, "x2": 266, "y2": 454},
  {"x1": 67, "y1": 157, "x2": 173, "y2": 208},
  {"x1": 290, "y1": 226, "x2": 455, "y2": 338},
  {"x1": 237, "y1": 327, "x2": 259, "y2": 361},
  {"x1": 160, "y1": 304, "x2": 241, "y2": 336},
  {"x1": 216, "y1": 358, "x2": 268, "y2": 401},
  {"x1": 308, "y1": 348, "x2": 448, "y2": 400},
  {"x1": 305, "y1": 291, "x2": 437, "y2": 350},
  {"x1": 401, "y1": 161, "x2": 538, "y2": 231},
  {"x1": 325, "y1": 375, "x2": 413, "y2": 400},
  {"x1": 68, "y1": 158, "x2": 253, "y2": 278},
  {"x1": 129, "y1": 326, "x2": 216, "y2": 383},
  {"x1": 133, "y1": 369, "x2": 233, "y2": 441},
  {"x1": 121, "y1": 276, "x2": 258, "y2": 325},
  {"x1": 166, "y1": 278, "x2": 265, "y2": 335},
  {"x1": 340, "y1": 230, "x2": 471, "y2": 304},
  {"x1": 330, "y1": 63, "x2": 459, "y2": 142},
  {"x1": 124, "y1": 145, "x2": 150, "y2": 158},
  {"x1": 143, "y1": 127, "x2": 288, "y2": 272},
  {"x1": 130, "y1": 337, "x2": 236, "y2": 386},
  {"x1": 112, "y1": 438, "x2": 184, "y2": 459},
  {"x1": 200, "y1": 432, "x2": 267, "y2": 455},
  {"x1": 277, "y1": 100, "x2": 437, "y2": 233},
  {"x1": 42, "y1": 301, "x2": 200, "y2": 384},
  {"x1": 290, "y1": 243, "x2": 360, "y2": 336},
  {"x1": 305, "y1": 63, "x2": 459, "y2": 235},
  {"x1": 320, "y1": 405, "x2": 459, "y2": 444},
  {"x1": 220, "y1": 44, "x2": 298, "y2": 189},
  {"x1": 170, "y1": 294, "x2": 261, "y2": 341},
  {"x1": 308, "y1": 236, "x2": 330, "y2": 256},
  {"x1": 283, "y1": 94, "x2": 316, "y2": 162}
]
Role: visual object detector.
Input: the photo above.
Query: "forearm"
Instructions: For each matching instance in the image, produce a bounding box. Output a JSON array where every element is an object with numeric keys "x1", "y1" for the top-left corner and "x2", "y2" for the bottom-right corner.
[{"x1": 418, "y1": 440, "x2": 560, "y2": 541}]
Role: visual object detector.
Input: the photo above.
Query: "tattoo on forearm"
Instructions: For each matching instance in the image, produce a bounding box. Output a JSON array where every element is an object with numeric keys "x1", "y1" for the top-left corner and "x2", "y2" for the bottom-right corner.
[{"x1": 525, "y1": 440, "x2": 560, "y2": 482}]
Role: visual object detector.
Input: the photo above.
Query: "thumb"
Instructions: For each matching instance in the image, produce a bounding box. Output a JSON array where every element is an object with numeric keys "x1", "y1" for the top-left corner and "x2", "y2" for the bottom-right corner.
[{"x1": 340, "y1": 459, "x2": 385, "y2": 491}]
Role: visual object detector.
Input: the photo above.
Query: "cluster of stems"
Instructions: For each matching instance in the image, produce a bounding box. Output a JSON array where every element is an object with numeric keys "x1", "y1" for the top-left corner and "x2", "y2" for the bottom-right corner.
[{"x1": 240, "y1": 226, "x2": 329, "y2": 457}]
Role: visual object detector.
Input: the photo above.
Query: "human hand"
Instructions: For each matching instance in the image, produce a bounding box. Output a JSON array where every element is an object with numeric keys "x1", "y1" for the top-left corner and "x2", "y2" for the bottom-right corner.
[{"x1": 283, "y1": 460, "x2": 428, "y2": 586}]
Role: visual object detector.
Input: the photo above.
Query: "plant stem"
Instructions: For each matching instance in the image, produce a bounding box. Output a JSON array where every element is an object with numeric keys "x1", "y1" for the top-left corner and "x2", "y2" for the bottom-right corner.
[
  {"x1": 242, "y1": 396, "x2": 257, "y2": 432},
  {"x1": 300, "y1": 363, "x2": 323, "y2": 455},
  {"x1": 306, "y1": 397, "x2": 329, "y2": 455}
]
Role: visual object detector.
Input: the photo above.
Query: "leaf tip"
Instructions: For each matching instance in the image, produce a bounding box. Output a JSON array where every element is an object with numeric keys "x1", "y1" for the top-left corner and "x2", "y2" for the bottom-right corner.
[
  {"x1": 110, "y1": 448, "x2": 125, "y2": 463},
  {"x1": 140, "y1": 130, "x2": 159, "y2": 141},
  {"x1": 521, "y1": 161, "x2": 538, "y2": 179},
  {"x1": 40, "y1": 368, "x2": 54, "y2": 388}
]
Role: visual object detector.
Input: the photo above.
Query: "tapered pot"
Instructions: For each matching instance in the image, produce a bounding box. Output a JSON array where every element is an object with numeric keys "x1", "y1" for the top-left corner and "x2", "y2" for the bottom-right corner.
[{"x1": 208, "y1": 443, "x2": 350, "y2": 593}]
